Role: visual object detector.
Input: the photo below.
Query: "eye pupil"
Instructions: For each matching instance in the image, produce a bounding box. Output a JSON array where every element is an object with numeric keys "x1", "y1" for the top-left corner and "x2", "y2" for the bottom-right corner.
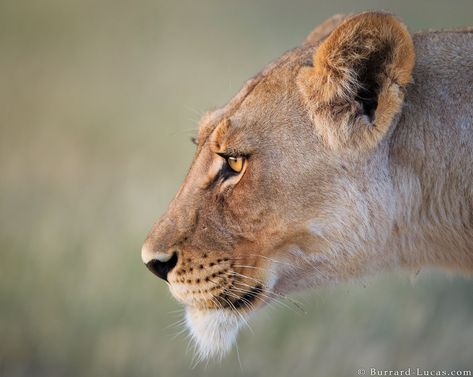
[{"x1": 227, "y1": 156, "x2": 244, "y2": 173}]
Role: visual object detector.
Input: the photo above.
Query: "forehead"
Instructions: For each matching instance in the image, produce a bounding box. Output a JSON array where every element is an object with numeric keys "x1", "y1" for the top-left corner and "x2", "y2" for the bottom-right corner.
[
  {"x1": 196, "y1": 75, "x2": 262, "y2": 141},
  {"x1": 197, "y1": 46, "x2": 312, "y2": 142}
]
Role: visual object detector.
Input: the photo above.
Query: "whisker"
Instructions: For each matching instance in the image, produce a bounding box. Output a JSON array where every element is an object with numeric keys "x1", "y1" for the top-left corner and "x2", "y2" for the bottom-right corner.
[
  {"x1": 230, "y1": 271, "x2": 306, "y2": 313},
  {"x1": 223, "y1": 288, "x2": 257, "y2": 315},
  {"x1": 167, "y1": 308, "x2": 185, "y2": 315},
  {"x1": 230, "y1": 270, "x2": 285, "y2": 300},
  {"x1": 184, "y1": 105, "x2": 205, "y2": 118},
  {"x1": 230, "y1": 254, "x2": 302, "y2": 270},
  {"x1": 170, "y1": 323, "x2": 190, "y2": 340},
  {"x1": 168, "y1": 127, "x2": 199, "y2": 137},
  {"x1": 207, "y1": 278, "x2": 254, "y2": 333},
  {"x1": 219, "y1": 293, "x2": 254, "y2": 334},
  {"x1": 229, "y1": 270, "x2": 266, "y2": 286},
  {"x1": 165, "y1": 317, "x2": 187, "y2": 331},
  {"x1": 235, "y1": 339, "x2": 243, "y2": 372},
  {"x1": 230, "y1": 280, "x2": 292, "y2": 310},
  {"x1": 232, "y1": 264, "x2": 275, "y2": 273},
  {"x1": 230, "y1": 271, "x2": 298, "y2": 306},
  {"x1": 227, "y1": 273, "x2": 288, "y2": 306},
  {"x1": 228, "y1": 283, "x2": 275, "y2": 308}
]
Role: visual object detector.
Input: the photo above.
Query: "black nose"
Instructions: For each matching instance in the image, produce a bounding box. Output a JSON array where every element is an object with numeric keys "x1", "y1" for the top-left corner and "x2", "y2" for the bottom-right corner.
[{"x1": 145, "y1": 252, "x2": 178, "y2": 281}]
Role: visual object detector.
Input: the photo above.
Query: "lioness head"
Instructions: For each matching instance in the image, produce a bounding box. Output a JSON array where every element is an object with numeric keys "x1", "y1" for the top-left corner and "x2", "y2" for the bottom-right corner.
[{"x1": 142, "y1": 12, "x2": 415, "y2": 359}]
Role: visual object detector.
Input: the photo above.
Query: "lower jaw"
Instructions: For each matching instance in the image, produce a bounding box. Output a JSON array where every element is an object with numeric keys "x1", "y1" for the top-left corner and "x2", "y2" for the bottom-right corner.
[{"x1": 184, "y1": 306, "x2": 247, "y2": 360}]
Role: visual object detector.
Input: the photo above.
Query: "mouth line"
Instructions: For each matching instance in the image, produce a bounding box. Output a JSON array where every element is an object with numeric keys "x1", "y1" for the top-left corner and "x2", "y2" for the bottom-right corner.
[{"x1": 220, "y1": 283, "x2": 263, "y2": 310}]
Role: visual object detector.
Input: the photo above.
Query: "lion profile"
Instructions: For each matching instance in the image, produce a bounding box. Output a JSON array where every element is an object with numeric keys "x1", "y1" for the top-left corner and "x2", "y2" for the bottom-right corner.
[{"x1": 141, "y1": 12, "x2": 473, "y2": 359}]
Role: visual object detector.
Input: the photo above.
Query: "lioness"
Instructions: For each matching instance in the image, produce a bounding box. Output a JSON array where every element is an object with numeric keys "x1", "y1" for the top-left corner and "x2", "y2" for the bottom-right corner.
[{"x1": 142, "y1": 12, "x2": 473, "y2": 359}]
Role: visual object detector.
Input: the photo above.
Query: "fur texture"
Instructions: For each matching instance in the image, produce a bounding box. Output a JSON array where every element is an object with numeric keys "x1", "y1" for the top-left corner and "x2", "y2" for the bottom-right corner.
[
  {"x1": 185, "y1": 307, "x2": 244, "y2": 361},
  {"x1": 142, "y1": 12, "x2": 473, "y2": 359}
]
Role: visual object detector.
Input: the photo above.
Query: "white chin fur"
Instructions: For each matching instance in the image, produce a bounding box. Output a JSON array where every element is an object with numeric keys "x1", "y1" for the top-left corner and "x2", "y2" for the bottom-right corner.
[{"x1": 185, "y1": 307, "x2": 244, "y2": 360}]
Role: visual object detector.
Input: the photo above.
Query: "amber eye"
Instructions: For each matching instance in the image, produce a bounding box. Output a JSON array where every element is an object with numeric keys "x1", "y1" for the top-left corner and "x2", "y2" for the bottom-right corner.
[{"x1": 226, "y1": 156, "x2": 245, "y2": 173}]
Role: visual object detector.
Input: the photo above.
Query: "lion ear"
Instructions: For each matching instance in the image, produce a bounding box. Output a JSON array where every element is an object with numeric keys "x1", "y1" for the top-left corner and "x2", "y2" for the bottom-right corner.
[
  {"x1": 303, "y1": 14, "x2": 347, "y2": 46},
  {"x1": 298, "y1": 12, "x2": 415, "y2": 151}
]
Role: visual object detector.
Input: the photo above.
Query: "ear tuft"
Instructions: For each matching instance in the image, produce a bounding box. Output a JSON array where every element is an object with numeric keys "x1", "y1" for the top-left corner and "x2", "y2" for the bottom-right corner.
[
  {"x1": 298, "y1": 12, "x2": 415, "y2": 152},
  {"x1": 312, "y1": 12, "x2": 414, "y2": 107}
]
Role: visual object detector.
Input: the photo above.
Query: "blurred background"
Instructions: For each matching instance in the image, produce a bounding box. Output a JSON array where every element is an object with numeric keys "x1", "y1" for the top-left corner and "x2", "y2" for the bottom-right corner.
[{"x1": 1, "y1": 0, "x2": 472, "y2": 376}]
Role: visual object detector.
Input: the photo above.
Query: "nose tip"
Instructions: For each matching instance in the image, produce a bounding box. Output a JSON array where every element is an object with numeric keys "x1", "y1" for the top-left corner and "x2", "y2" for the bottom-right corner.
[
  {"x1": 145, "y1": 252, "x2": 178, "y2": 281},
  {"x1": 141, "y1": 243, "x2": 179, "y2": 281}
]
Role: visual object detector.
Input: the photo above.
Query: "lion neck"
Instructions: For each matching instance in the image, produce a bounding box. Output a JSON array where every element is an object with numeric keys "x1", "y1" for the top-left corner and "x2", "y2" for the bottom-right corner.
[{"x1": 387, "y1": 31, "x2": 473, "y2": 273}]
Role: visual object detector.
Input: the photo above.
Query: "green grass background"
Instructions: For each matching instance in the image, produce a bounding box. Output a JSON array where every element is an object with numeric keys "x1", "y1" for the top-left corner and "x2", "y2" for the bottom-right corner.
[{"x1": 1, "y1": 1, "x2": 472, "y2": 376}]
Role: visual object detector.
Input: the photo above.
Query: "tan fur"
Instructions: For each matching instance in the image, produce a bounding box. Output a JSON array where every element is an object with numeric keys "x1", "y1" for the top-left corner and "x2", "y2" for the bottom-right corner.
[
  {"x1": 298, "y1": 12, "x2": 415, "y2": 152},
  {"x1": 142, "y1": 12, "x2": 473, "y2": 357}
]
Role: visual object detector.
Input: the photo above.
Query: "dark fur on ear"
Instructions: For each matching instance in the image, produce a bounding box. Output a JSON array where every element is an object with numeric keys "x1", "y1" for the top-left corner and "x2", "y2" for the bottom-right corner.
[{"x1": 298, "y1": 12, "x2": 415, "y2": 151}]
